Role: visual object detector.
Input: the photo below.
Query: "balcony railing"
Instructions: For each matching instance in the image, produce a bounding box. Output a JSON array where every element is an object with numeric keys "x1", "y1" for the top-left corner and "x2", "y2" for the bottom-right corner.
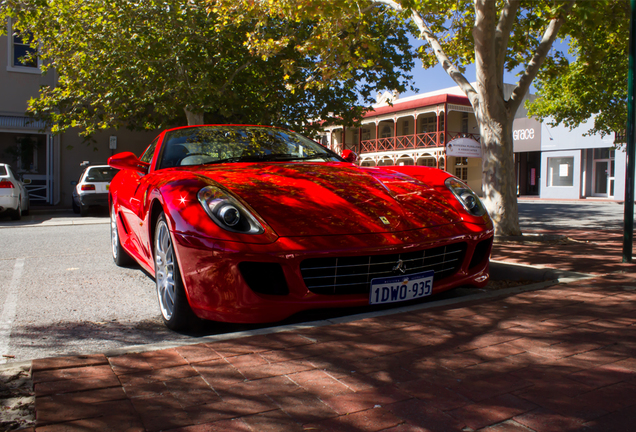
[{"x1": 359, "y1": 131, "x2": 479, "y2": 153}]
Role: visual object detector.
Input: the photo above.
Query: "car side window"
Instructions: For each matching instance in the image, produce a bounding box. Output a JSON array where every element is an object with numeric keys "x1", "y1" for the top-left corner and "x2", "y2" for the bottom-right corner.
[{"x1": 140, "y1": 138, "x2": 159, "y2": 164}]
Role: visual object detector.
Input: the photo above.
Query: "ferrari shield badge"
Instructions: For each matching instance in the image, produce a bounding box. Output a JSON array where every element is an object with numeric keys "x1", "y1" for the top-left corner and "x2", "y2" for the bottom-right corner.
[{"x1": 379, "y1": 216, "x2": 390, "y2": 225}]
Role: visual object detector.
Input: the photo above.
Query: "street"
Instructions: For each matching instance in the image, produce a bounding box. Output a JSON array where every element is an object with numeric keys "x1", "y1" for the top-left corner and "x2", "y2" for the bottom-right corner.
[{"x1": 0, "y1": 201, "x2": 628, "y2": 364}]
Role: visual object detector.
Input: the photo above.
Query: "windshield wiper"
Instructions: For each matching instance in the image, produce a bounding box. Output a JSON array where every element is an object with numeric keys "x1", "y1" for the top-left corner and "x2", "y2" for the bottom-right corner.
[
  {"x1": 202, "y1": 152, "x2": 333, "y2": 165},
  {"x1": 260, "y1": 152, "x2": 334, "y2": 161},
  {"x1": 202, "y1": 155, "x2": 264, "y2": 165}
]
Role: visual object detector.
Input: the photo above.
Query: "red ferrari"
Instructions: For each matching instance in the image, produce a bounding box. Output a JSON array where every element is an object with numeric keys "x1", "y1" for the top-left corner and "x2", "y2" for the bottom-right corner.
[{"x1": 108, "y1": 125, "x2": 494, "y2": 330}]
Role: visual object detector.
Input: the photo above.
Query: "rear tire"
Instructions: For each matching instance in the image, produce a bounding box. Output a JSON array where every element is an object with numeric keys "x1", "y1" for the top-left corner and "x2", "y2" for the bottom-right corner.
[
  {"x1": 80, "y1": 204, "x2": 88, "y2": 217},
  {"x1": 110, "y1": 205, "x2": 134, "y2": 266},
  {"x1": 10, "y1": 198, "x2": 21, "y2": 221},
  {"x1": 72, "y1": 199, "x2": 80, "y2": 214},
  {"x1": 154, "y1": 213, "x2": 198, "y2": 331}
]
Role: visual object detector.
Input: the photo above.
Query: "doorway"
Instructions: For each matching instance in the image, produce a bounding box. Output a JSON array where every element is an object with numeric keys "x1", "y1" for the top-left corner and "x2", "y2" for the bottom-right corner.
[{"x1": 592, "y1": 148, "x2": 615, "y2": 198}]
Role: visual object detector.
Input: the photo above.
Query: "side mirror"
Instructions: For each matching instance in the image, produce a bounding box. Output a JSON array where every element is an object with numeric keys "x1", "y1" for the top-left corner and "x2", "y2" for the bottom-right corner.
[
  {"x1": 108, "y1": 152, "x2": 149, "y2": 174},
  {"x1": 341, "y1": 149, "x2": 358, "y2": 163},
  {"x1": 71, "y1": 181, "x2": 78, "y2": 186}
]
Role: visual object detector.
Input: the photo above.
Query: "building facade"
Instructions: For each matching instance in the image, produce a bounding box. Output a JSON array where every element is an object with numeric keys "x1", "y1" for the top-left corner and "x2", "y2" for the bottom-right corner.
[
  {"x1": 321, "y1": 86, "x2": 622, "y2": 201},
  {"x1": 1, "y1": 21, "x2": 157, "y2": 208}
]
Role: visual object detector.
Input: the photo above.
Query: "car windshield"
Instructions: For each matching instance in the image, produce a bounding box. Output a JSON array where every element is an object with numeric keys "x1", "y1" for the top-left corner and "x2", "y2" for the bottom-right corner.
[
  {"x1": 159, "y1": 126, "x2": 341, "y2": 169},
  {"x1": 85, "y1": 167, "x2": 119, "y2": 182},
  {"x1": 0, "y1": 166, "x2": 7, "y2": 176}
]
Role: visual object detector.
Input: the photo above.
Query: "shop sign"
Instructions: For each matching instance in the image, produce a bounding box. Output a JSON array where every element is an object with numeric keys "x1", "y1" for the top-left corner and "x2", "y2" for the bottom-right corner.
[
  {"x1": 512, "y1": 117, "x2": 541, "y2": 152},
  {"x1": 446, "y1": 138, "x2": 482, "y2": 158}
]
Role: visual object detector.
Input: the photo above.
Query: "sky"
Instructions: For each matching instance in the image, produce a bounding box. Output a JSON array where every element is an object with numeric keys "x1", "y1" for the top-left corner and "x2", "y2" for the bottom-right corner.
[{"x1": 399, "y1": 36, "x2": 572, "y2": 99}]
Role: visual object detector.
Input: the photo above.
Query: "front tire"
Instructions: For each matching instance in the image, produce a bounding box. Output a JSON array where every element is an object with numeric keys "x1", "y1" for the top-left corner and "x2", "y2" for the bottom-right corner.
[
  {"x1": 154, "y1": 213, "x2": 197, "y2": 331},
  {"x1": 110, "y1": 206, "x2": 134, "y2": 266}
]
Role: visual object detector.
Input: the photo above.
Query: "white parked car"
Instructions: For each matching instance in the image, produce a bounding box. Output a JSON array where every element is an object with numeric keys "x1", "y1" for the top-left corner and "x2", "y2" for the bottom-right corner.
[
  {"x1": 72, "y1": 165, "x2": 119, "y2": 216},
  {"x1": 0, "y1": 163, "x2": 30, "y2": 220}
]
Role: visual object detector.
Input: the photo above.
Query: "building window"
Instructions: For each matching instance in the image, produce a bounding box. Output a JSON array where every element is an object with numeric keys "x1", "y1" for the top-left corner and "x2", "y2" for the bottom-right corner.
[
  {"x1": 402, "y1": 120, "x2": 409, "y2": 136},
  {"x1": 380, "y1": 125, "x2": 392, "y2": 138},
  {"x1": 417, "y1": 157, "x2": 436, "y2": 167},
  {"x1": 461, "y1": 113, "x2": 469, "y2": 134},
  {"x1": 12, "y1": 30, "x2": 38, "y2": 68},
  {"x1": 455, "y1": 157, "x2": 468, "y2": 181},
  {"x1": 361, "y1": 128, "x2": 370, "y2": 140},
  {"x1": 7, "y1": 20, "x2": 40, "y2": 73},
  {"x1": 420, "y1": 116, "x2": 436, "y2": 133},
  {"x1": 547, "y1": 157, "x2": 574, "y2": 187}
]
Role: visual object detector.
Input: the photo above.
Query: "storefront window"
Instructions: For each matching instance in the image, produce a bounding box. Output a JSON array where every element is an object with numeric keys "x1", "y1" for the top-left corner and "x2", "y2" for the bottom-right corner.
[{"x1": 547, "y1": 157, "x2": 574, "y2": 187}]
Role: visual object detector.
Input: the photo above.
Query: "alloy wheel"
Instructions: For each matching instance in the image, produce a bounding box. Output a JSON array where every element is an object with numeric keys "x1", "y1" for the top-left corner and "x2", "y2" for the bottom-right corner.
[
  {"x1": 155, "y1": 220, "x2": 176, "y2": 320},
  {"x1": 110, "y1": 207, "x2": 118, "y2": 260}
]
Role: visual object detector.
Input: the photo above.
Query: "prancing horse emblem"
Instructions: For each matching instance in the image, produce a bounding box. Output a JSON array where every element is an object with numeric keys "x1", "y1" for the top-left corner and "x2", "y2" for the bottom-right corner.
[
  {"x1": 380, "y1": 216, "x2": 390, "y2": 225},
  {"x1": 393, "y1": 259, "x2": 406, "y2": 275}
]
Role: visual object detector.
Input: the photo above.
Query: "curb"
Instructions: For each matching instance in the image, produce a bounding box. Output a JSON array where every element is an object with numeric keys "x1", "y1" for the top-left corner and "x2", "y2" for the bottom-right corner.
[{"x1": 0, "y1": 261, "x2": 595, "y2": 369}]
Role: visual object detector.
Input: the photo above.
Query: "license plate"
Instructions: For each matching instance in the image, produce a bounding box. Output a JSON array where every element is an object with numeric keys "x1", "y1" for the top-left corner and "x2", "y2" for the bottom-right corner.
[{"x1": 369, "y1": 271, "x2": 434, "y2": 305}]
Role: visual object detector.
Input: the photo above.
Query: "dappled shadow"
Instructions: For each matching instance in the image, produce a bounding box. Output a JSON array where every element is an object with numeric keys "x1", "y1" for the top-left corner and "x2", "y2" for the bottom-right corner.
[
  {"x1": 493, "y1": 228, "x2": 635, "y2": 275},
  {"x1": 28, "y1": 274, "x2": 636, "y2": 431}
]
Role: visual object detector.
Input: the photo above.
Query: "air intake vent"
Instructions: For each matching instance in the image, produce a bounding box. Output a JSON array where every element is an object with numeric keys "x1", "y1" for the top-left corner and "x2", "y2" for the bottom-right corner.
[
  {"x1": 300, "y1": 242, "x2": 467, "y2": 295},
  {"x1": 239, "y1": 262, "x2": 289, "y2": 295},
  {"x1": 469, "y1": 238, "x2": 493, "y2": 269}
]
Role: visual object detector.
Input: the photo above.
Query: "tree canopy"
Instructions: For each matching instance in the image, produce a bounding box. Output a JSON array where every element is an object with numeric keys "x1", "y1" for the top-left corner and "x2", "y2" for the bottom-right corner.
[
  {"x1": 528, "y1": 0, "x2": 628, "y2": 140},
  {"x1": 0, "y1": 0, "x2": 417, "y2": 136},
  {"x1": 237, "y1": 0, "x2": 624, "y2": 235}
]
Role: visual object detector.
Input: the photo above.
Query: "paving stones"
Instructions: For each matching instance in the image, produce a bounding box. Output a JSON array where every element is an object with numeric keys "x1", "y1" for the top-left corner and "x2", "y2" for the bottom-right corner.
[{"x1": 9, "y1": 228, "x2": 636, "y2": 431}]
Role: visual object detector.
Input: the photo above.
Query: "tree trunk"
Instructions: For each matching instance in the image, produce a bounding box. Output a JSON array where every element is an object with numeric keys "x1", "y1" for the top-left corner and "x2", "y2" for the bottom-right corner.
[
  {"x1": 184, "y1": 107, "x2": 204, "y2": 125},
  {"x1": 478, "y1": 110, "x2": 522, "y2": 237}
]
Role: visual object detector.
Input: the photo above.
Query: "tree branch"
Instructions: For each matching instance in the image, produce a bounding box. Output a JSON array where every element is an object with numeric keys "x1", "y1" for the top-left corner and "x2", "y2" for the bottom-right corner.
[
  {"x1": 494, "y1": 0, "x2": 519, "y2": 86},
  {"x1": 369, "y1": 0, "x2": 478, "y2": 107},
  {"x1": 508, "y1": 0, "x2": 575, "y2": 114},
  {"x1": 473, "y1": 0, "x2": 499, "y2": 112},
  {"x1": 218, "y1": 61, "x2": 253, "y2": 94}
]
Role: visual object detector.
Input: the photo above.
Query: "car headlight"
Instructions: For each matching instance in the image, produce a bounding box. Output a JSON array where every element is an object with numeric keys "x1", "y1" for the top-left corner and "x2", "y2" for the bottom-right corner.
[
  {"x1": 197, "y1": 186, "x2": 264, "y2": 234},
  {"x1": 445, "y1": 177, "x2": 487, "y2": 217}
]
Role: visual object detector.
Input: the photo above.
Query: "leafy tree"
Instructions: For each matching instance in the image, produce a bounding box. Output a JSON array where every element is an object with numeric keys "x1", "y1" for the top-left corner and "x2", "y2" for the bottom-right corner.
[
  {"x1": 240, "y1": 0, "x2": 619, "y2": 236},
  {"x1": 528, "y1": 0, "x2": 628, "y2": 140},
  {"x1": 0, "y1": 0, "x2": 416, "y2": 136}
]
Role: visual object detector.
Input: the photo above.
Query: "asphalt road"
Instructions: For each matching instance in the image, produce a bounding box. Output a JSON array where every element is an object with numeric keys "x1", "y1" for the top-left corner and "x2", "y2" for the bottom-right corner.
[
  {"x1": 0, "y1": 200, "x2": 628, "y2": 364},
  {"x1": 518, "y1": 200, "x2": 626, "y2": 231}
]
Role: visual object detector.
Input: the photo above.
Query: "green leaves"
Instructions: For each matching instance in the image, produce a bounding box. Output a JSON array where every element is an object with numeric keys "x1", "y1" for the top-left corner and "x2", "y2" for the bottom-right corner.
[{"x1": 2, "y1": 0, "x2": 416, "y2": 137}]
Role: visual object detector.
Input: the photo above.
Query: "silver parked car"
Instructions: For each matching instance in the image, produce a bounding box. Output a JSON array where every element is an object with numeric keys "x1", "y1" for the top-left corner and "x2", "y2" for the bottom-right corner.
[
  {"x1": 0, "y1": 164, "x2": 30, "y2": 220},
  {"x1": 72, "y1": 165, "x2": 119, "y2": 216}
]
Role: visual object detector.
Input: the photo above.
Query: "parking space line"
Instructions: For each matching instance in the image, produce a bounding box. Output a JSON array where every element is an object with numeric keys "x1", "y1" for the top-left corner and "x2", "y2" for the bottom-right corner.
[{"x1": 0, "y1": 258, "x2": 24, "y2": 364}]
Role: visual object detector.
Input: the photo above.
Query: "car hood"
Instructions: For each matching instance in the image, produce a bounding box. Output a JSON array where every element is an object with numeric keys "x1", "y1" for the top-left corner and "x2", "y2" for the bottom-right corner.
[{"x1": 190, "y1": 163, "x2": 461, "y2": 237}]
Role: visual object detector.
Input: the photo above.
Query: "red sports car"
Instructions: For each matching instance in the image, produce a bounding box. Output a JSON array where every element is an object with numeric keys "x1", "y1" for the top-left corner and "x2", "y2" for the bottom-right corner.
[{"x1": 108, "y1": 125, "x2": 494, "y2": 330}]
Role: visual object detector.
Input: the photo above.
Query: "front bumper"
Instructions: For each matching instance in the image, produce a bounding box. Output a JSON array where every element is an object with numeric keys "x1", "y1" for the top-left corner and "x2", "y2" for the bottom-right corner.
[{"x1": 172, "y1": 222, "x2": 494, "y2": 323}]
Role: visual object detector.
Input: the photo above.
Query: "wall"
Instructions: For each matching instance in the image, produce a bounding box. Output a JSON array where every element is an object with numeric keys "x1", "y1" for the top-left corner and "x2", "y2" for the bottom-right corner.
[
  {"x1": 59, "y1": 128, "x2": 159, "y2": 206},
  {"x1": 0, "y1": 35, "x2": 56, "y2": 116}
]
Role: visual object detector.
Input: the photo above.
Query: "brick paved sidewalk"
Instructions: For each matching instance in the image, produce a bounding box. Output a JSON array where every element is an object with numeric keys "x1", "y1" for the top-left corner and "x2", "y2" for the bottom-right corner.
[{"x1": 21, "y1": 230, "x2": 636, "y2": 431}]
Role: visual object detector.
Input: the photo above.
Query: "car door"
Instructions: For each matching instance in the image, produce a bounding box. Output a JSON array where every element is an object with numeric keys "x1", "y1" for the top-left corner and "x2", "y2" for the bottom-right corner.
[{"x1": 127, "y1": 137, "x2": 161, "y2": 264}]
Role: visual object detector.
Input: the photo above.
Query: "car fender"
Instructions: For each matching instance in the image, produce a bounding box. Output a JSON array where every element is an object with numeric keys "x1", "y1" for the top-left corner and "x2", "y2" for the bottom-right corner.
[{"x1": 149, "y1": 172, "x2": 279, "y2": 245}]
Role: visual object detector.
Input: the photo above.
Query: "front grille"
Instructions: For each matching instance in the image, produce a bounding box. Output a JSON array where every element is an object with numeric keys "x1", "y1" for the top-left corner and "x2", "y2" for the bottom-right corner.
[{"x1": 300, "y1": 242, "x2": 467, "y2": 295}]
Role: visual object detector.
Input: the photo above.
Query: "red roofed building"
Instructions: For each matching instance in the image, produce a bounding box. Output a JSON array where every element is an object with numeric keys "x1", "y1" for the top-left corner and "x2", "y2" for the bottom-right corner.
[{"x1": 320, "y1": 87, "x2": 483, "y2": 194}]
